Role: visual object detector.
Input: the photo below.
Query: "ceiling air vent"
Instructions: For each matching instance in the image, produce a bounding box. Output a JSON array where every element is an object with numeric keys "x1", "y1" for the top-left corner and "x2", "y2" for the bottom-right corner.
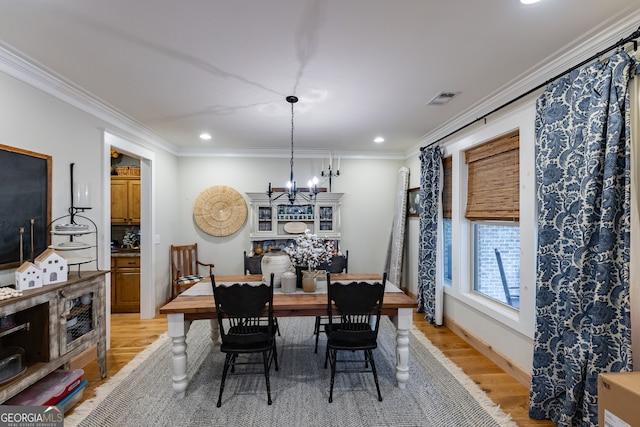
[{"x1": 427, "y1": 92, "x2": 460, "y2": 106}]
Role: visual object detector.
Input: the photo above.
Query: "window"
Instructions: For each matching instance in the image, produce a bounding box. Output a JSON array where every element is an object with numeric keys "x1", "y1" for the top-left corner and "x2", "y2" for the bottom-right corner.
[
  {"x1": 472, "y1": 222, "x2": 520, "y2": 308},
  {"x1": 442, "y1": 156, "x2": 452, "y2": 284},
  {"x1": 465, "y1": 130, "x2": 520, "y2": 308},
  {"x1": 443, "y1": 218, "x2": 452, "y2": 282}
]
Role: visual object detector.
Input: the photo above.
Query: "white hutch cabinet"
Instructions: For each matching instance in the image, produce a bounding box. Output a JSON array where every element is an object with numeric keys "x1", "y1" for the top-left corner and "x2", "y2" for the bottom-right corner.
[{"x1": 246, "y1": 192, "x2": 343, "y2": 243}]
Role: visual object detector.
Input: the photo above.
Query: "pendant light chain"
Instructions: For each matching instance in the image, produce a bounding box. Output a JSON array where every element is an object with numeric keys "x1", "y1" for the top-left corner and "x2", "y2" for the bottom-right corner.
[
  {"x1": 290, "y1": 98, "x2": 295, "y2": 181},
  {"x1": 267, "y1": 94, "x2": 318, "y2": 205}
]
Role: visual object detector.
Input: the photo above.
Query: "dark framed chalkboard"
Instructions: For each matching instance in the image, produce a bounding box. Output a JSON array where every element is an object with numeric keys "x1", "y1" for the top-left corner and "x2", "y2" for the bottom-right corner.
[{"x1": 0, "y1": 144, "x2": 52, "y2": 270}]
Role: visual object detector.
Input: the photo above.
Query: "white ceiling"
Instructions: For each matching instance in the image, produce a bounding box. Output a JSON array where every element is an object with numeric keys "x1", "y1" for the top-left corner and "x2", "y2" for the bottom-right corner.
[{"x1": 0, "y1": 0, "x2": 638, "y2": 157}]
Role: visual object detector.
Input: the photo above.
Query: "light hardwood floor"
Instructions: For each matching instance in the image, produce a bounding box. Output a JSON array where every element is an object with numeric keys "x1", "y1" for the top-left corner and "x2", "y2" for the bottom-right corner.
[
  {"x1": 72, "y1": 312, "x2": 554, "y2": 426},
  {"x1": 413, "y1": 313, "x2": 554, "y2": 427}
]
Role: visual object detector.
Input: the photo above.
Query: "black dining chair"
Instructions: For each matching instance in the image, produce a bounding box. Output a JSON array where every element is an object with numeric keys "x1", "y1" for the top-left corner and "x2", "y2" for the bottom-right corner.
[
  {"x1": 313, "y1": 250, "x2": 348, "y2": 353},
  {"x1": 324, "y1": 272, "x2": 386, "y2": 403},
  {"x1": 211, "y1": 273, "x2": 279, "y2": 407},
  {"x1": 241, "y1": 251, "x2": 281, "y2": 336},
  {"x1": 243, "y1": 250, "x2": 263, "y2": 274}
]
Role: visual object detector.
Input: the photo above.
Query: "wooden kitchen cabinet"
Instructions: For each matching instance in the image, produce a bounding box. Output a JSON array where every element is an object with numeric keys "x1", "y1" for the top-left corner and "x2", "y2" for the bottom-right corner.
[
  {"x1": 111, "y1": 177, "x2": 141, "y2": 225},
  {"x1": 111, "y1": 256, "x2": 140, "y2": 313}
]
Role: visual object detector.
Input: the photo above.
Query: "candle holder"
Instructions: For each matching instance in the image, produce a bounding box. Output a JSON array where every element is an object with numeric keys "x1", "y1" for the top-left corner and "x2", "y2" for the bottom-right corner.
[
  {"x1": 321, "y1": 153, "x2": 340, "y2": 192},
  {"x1": 69, "y1": 163, "x2": 92, "y2": 223}
]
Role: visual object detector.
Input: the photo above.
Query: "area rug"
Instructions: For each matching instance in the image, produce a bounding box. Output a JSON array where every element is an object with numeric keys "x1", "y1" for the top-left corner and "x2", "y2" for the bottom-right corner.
[{"x1": 66, "y1": 317, "x2": 517, "y2": 427}]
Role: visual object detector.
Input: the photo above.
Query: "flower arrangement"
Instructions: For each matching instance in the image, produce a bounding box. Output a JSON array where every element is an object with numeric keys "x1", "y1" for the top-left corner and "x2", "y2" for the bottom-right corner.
[{"x1": 284, "y1": 229, "x2": 333, "y2": 270}]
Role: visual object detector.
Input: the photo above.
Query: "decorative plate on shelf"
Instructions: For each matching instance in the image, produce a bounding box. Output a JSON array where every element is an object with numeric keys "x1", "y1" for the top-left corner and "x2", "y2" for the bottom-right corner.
[
  {"x1": 55, "y1": 224, "x2": 89, "y2": 232},
  {"x1": 284, "y1": 222, "x2": 307, "y2": 234},
  {"x1": 262, "y1": 240, "x2": 275, "y2": 250},
  {"x1": 193, "y1": 186, "x2": 247, "y2": 237},
  {"x1": 58, "y1": 241, "x2": 88, "y2": 248}
]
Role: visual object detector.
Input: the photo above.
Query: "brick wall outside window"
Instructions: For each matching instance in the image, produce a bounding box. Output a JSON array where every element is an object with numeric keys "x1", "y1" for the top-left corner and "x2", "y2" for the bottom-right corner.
[{"x1": 474, "y1": 223, "x2": 520, "y2": 304}]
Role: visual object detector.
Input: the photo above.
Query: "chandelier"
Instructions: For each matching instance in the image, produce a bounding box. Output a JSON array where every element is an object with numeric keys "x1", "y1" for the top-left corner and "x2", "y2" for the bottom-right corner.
[{"x1": 267, "y1": 95, "x2": 319, "y2": 205}]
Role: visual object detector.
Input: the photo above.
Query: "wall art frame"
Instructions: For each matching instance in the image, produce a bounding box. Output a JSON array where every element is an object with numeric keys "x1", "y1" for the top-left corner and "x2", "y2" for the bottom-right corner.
[{"x1": 407, "y1": 187, "x2": 421, "y2": 217}]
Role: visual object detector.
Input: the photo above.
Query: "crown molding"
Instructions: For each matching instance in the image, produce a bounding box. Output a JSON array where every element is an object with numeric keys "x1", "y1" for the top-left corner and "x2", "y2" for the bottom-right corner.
[
  {"x1": 0, "y1": 43, "x2": 406, "y2": 160},
  {"x1": 176, "y1": 146, "x2": 406, "y2": 160},
  {"x1": 0, "y1": 42, "x2": 179, "y2": 156},
  {"x1": 409, "y1": 8, "x2": 640, "y2": 155},
  {"x1": 2, "y1": 8, "x2": 638, "y2": 162}
]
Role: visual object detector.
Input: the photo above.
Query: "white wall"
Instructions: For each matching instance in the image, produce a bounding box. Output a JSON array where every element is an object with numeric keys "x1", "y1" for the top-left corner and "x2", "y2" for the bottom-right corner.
[
  {"x1": 152, "y1": 149, "x2": 180, "y2": 304},
  {"x1": 176, "y1": 156, "x2": 405, "y2": 277},
  {"x1": 0, "y1": 72, "x2": 107, "y2": 285},
  {"x1": 0, "y1": 71, "x2": 181, "y2": 317},
  {"x1": 337, "y1": 159, "x2": 406, "y2": 275}
]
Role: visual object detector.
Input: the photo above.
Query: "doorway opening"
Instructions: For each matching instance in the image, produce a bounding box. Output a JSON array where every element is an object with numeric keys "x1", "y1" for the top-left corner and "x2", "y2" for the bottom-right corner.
[
  {"x1": 103, "y1": 132, "x2": 156, "y2": 322},
  {"x1": 110, "y1": 151, "x2": 141, "y2": 313}
]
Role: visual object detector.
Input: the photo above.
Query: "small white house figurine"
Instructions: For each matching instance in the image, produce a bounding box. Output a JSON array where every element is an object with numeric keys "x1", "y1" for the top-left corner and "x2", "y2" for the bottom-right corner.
[
  {"x1": 35, "y1": 249, "x2": 68, "y2": 285},
  {"x1": 15, "y1": 261, "x2": 43, "y2": 291}
]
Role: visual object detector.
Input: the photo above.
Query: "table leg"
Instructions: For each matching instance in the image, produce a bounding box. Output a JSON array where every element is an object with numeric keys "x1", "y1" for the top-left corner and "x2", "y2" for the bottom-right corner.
[
  {"x1": 167, "y1": 313, "x2": 192, "y2": 399},
  {"x1": 209, "y1": 319, "x2": 221, "y2": 344},
  {"x1": 394, "y1": 308, "x2": 413, "y2": 389}
]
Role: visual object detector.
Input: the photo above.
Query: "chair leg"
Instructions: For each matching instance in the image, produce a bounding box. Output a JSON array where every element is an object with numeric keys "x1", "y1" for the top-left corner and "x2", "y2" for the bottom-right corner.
[
  {"x1": 366, "y1": 349, "x2": 383, "y2": 402},
  {"x1": 324, "y1": 344, "x2": 329, "y2": 369},
  {"x1": 230, "y1": 353, "x2": 238, "y2": 373},
  {"x1": 275, "y1": 318, "x2": 281, "y2": 336},
  {"x1": 314, "y1": 316, "x2": 321, "y2": 353},
  {"x1": 272, "y1": 341, "x2": 279, "y2": 371},
  {"x1": 217, "y1": 353, "x2": 233, "y2": 407},
  {"x1": 262, "y1": 351, "x2": 273, "y2": 405},
  {"x1": 328, "y1": 348, "x2": 337, "y2": 403}
]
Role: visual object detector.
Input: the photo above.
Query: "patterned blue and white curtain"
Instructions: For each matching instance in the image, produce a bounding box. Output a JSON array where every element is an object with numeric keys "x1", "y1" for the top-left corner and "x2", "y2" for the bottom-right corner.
[
  {"x1": 529, "y1": 50, "x2": 637, "y2": 426},
  {"x1": 417, "y1": 146, "x2": 443, "y2": 325}
]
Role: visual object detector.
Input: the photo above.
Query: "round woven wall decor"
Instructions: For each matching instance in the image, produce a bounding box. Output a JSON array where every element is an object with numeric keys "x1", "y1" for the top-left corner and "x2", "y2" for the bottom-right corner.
[{"x1": 193, "y1": 186, "x2": 248, "y2": 237}]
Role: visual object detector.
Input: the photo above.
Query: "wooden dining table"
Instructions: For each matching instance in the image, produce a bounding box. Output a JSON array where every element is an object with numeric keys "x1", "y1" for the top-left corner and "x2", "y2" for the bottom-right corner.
[{"x1": 159, "y1": 273, "x2": 416, "y2": 399}]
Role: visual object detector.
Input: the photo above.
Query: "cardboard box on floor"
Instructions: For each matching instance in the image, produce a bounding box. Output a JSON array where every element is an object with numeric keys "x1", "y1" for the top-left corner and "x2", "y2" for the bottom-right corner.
[{"x1": 598, "y1": 371, "x2": 640, "y2": 427}]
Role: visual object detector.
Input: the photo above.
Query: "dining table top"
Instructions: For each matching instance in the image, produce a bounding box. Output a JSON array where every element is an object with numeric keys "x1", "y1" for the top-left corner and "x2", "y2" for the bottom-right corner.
[{"x1": 159, "y1": 273, "x2": 416, "y2": 319}]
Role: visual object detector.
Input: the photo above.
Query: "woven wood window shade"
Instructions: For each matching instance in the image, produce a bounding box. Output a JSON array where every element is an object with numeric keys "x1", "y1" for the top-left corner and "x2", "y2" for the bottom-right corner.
[
  {"x1": 465, "y1": 130, "x2": 519, "y2": 221},
  {"x1": 442, "y1": 156, "x2": 452, "y2": 219}
]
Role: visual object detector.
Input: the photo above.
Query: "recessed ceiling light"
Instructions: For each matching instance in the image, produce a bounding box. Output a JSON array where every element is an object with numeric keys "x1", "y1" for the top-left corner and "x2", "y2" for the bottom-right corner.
[
  {"x1": 199, "y1": 133, "x2": 212, "y2": 140},
  {"x1": 374, "y1": 137, "x2": 385, "y2": 143},
  {"x1": 520, "y1": 0, "x2": 541, "y2": 4}
]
